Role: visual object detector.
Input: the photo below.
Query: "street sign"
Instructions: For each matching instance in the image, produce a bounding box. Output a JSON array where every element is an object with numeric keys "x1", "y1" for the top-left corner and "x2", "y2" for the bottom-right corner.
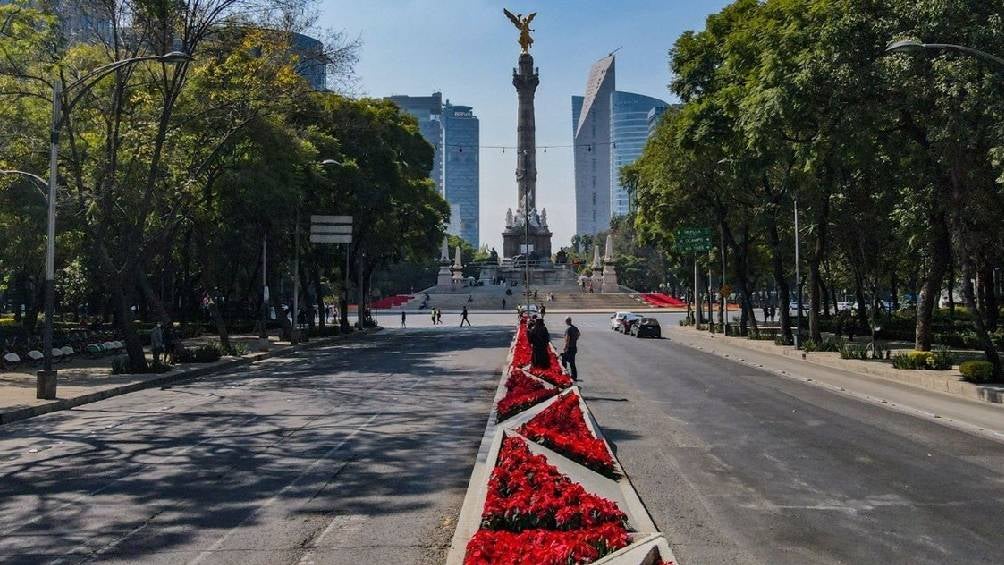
[
  {"x1": 310, "y1": 225, "x2": 352, "y2": 234},
  {"x1": 310, "y1": 234, "x2": 352, "y2": 244},
  {"x1": 675, "y1": 227, "x2": 713, "y2": 253},
  {"x1": 311, "y1": 215, "x2": 352, "y2": 224},
  {"x1": 310, "y1": 215, "x2": 352, "y2": 245}
]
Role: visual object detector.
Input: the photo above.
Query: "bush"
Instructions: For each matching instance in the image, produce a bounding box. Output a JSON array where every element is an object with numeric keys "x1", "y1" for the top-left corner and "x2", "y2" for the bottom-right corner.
[
  {"x1": 774, "y1": 334, "x2": 793, "y2": 346},
  {"x1": 175, "y1": 342, "x2": 222, "y2": 363},
  {"x1": 840, "y1": 343, "x2": 869, "y2": 360},
  {"x1": 930, "y1": 346, "x2": 956, "y2": 370},
  {"x1": 112, "y1": 355, "x2": 171, "y2": 375},
  {"x1": 226, "y1": 342, "x2": 249, "y2": 356},
  {"x1": 891, "y1": 348, "x2": 954, "y2": 370},
  {"x1": 959, "y1": 360, "x2": 995, "y2": 383}
]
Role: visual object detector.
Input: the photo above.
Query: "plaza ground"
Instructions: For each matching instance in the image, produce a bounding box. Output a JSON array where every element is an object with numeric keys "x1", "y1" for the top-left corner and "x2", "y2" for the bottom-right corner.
[{"x1": 0, "y1": 312, "x2": 1001, "y2": 564}]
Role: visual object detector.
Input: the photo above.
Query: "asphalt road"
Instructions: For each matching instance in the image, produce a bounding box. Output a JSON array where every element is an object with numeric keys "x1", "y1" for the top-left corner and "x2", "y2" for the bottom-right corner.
[
  {"x1": 567, "y1": 314, "x2": 1004, "y2": 565},
  {"x1": 0, "y1": 327, "x2": 508, "y2": 565}
]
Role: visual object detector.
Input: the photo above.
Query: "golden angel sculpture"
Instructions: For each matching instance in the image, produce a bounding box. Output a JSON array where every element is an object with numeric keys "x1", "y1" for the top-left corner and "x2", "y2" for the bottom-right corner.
[{"x1": 503, "y1": 9, "x2": 536, "y2": 53}]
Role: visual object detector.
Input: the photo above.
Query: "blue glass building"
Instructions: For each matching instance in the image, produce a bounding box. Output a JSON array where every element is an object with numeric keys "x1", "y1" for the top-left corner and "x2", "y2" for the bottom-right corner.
[
  {"x1": 442, "y1": 101, "x2": 480, "y2": 247},
  {"x1": 387, "y1": 93, "x2": 444, "y2": 196},
  {"x1": 610, "y1": 91, "x2": 668, "y2": 217}
]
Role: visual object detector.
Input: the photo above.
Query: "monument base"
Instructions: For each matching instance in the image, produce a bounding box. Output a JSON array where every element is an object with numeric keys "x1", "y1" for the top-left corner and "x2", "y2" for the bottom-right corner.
[
  {"x1": 502, "y1": 225, "x2": 552, "y2": 260},
  {"x1": 436, "y1": 266, "x2": 453, "y2": 287},
  {"x1": 602, "y1": 265, "x2": 619, "y2": 293}
]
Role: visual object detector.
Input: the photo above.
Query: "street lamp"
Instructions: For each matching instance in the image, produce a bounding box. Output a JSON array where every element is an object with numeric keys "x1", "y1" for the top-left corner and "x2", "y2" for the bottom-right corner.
[
  {"x1": 885, "y1": 39, "x2": 1004, "y2": 67},
  {"x1": 32, "y1": 51, "x2": 192, "y2": 399},
  {"x1": 319, "y1": 158, "x2": 352, "y2": 331}
]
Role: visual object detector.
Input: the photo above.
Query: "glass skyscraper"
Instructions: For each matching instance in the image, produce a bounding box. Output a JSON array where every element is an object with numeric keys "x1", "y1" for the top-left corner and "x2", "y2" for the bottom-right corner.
[
  {"x1": 610, "y1": 92, "x2": 668, "y2": 217},
  {"x1": 387, "y1": 93, "x2": 444, "y2": 196},
  {"x1": 388, "y1": 94, "x2": 479, "y2": 247},
  {"x1": 442, "y1": 101, "x2": 480, "y2": 247}
]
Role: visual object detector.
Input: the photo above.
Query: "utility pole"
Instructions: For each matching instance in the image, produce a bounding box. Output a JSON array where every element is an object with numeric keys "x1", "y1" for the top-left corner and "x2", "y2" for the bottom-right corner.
[
  {"x1": 720, "y1": 229, "x2": 726, "y2": 327},
  {"x1": 292, "y1": 205, "x2": 300, "y2": 344},
  {"x1": 693, "y1": 254, "x2": 699, "y2": 325},
  {"x1": 259, "y1": 235, "x2": 268, "y2": 339},
  {"x1": 794, "y1": 193, "x2": 802, "y2": 349},
  {"x1": 708, "y1": 256, "x2": 714, "y2": 333}
]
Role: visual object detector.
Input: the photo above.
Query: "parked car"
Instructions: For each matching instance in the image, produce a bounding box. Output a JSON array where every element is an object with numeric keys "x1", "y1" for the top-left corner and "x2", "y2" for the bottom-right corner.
[
  {"x1": 630, "y1": 318, "x2": 662, "y2": 338},
  {"x1": 610, "y1": 311, "x2": 641, "y2": 332}
]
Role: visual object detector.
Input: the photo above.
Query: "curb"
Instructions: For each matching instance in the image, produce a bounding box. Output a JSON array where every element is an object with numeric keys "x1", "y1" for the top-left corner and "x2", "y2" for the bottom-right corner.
[{"x1": 0, "y1": 328, "x2": 383, "y2": 426}]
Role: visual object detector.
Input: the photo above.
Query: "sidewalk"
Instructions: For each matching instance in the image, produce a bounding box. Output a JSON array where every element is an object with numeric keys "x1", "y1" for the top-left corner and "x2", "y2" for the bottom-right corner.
[
  {"x1": 0, "y1": 328, "x2": 380, "y2": 425},
  {"x1": 667, "y1": 325, "x2": 1004, "y2": 441}
]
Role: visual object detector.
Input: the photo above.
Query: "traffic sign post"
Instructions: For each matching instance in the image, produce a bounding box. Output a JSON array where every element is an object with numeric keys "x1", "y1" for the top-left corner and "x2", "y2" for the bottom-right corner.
[{"x1": 309, "y1": 215, "x2": 353, "y2": 331}]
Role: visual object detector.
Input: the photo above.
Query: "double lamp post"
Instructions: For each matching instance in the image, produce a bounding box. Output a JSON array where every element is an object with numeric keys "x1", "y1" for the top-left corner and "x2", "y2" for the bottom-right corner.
[{"x1": 1, "y1": 51, "x2": 191, "y2": 399}]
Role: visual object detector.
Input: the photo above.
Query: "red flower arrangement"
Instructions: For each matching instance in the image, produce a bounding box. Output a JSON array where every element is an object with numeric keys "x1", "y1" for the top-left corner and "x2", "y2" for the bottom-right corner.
[
  {"x1": 464, "y1": 437, "x2": 630, "y2": 564},
  {"x1": 519, "y1": 393, "x2": 616, "y2": 477},
  {"x1": 464, "y1": 524, "x2": 630, "y2": 565},
  {"x1": 481, "y1": 436, "x2": 626, "y2": 531},
  {"x1": 526, "y1": 359, "x2": 573, "y2": 388},
  {"x1": 497, "y1": 369, "x2": 560, "y2": 421},
  {"x1": 511, "y1": 322, "x2": 532, "y2": 367}
]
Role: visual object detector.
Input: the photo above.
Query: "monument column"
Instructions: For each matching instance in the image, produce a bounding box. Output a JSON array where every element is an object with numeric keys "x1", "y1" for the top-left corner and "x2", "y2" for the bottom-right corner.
[{"x1": 514, "y1": 54, "x2": 538, "y2": 213}]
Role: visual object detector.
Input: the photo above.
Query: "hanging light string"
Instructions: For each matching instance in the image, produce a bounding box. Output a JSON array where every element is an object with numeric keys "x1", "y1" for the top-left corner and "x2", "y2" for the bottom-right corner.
[{"x1": 435, "y1": 141, "x2": 616, "y2": 153}]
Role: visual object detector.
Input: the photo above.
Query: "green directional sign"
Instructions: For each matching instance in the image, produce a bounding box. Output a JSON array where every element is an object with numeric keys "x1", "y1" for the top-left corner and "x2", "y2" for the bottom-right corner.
[{"x1": 675, "y1": 227, "x2": 713, "y2": 253}]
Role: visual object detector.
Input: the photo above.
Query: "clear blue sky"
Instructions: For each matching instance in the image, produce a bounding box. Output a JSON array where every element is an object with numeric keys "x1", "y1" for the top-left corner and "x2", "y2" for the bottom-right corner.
[{"x1": 316, "y1": 0, "x2": 730, "y2": 251}]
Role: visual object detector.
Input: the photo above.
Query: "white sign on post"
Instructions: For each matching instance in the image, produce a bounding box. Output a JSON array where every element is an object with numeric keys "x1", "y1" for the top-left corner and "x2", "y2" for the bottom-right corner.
[{"x1": 309, "y1": 215, "x2": 353, "y2": 245}]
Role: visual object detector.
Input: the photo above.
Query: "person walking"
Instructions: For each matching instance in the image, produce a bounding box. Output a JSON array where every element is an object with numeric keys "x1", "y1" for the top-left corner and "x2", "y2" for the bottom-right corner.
[
  {"x1": 436, "y1": 308, "x2": 443, "y2": 325},
  {"x1": 540, "y1": 303, "x2": 546, "y2": 318},
  {"x1": 460, "y1": 306, "x2": 471, "y2": 327},
  {"x1": 528, "y1": 318, "x2": 551, "y2": 368},
  {"x1": 401, "y1": 311, "x2": 407, "y2": 328},
  {"x1": 502, "y1": 298, "x2": 507, "y2": 310},
  {"x1": 562, "y1": 317, "x2": 580, "y2": 381},
  {"x1": 431, "y1": 308, "x2": 437, "y2": 325},
  {"x1": 150, "y1": 323, "x2": 164, "y2": 364}
]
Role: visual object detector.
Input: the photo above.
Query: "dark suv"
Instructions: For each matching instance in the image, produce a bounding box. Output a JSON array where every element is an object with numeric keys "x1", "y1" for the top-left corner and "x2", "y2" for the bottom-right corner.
[{"x1": 630, "y1": 317, "x2": 662, "y2": 338}]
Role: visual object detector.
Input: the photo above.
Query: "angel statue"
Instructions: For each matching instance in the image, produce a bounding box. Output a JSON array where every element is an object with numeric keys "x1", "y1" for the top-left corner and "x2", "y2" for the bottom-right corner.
[{"x1": 503, "y1": 9, "x2": 536, "y2": 53}]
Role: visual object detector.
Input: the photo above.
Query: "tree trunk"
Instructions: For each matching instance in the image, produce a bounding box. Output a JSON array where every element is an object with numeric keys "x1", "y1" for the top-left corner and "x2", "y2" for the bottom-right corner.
[
  {"x1": 961, "y1": 257, "x2": 1001, "y2": 379},
  {"x1": 112, "y1": 277, "x2": 147, "y2": 372},
  {"x1": 978, "y1": 264, "x2": 997, "y2": 332},
  {"x1": 854, "y1": 270, "x2": 868, "y2": 332},
  {"x1": 916, "y1": 214, "x2": 950, "y2": 351},
  {"x1": 208, "y1": 297, "x2": 231, "y2": 352},
  {"x1": 766, "y1": 216, "x2": 792, "y2": 341}
]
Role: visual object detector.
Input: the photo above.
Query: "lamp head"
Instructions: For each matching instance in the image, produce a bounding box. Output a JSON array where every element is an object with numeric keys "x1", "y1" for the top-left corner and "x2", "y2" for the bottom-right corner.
[
  {"x1": 321, "y1": 159, "x2": 341, "y2": 167},
  {"x1": 159, "y1": 51, "x2": 193, "y2": 65},
  {"x1": 885, "y1": 38, "x2": 924, "y2": 54}
]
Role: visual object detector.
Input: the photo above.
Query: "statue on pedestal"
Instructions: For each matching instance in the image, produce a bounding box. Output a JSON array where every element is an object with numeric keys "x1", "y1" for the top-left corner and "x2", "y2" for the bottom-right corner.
[
  {"x1": 602, "y1": 234, "x2": 619, "y2": 293},
  {"x1": 437, "y1": 236, "x2": 453, "y2": 287},
  {"x1": 451, "y1": 245, "x2": 465, "y2": 286}
]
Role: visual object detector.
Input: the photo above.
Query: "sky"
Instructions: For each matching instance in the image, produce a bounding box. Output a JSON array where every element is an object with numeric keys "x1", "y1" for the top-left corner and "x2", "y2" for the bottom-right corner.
[{"x1": 316, "y1": 0, "x2": 731, "y2": 252}]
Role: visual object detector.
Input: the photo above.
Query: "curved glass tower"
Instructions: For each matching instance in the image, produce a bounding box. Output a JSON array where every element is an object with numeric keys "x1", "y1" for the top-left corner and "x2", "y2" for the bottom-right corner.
[{"x1": 610, "y1": 91, "x2": 667, "y2": 217}]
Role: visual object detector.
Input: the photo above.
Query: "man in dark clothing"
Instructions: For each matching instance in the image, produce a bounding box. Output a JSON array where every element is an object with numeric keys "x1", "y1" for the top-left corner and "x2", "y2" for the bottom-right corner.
[
  {"x1": 401, "y1": 311, "x2": 406, "y2": 328},
  {"x1": 460, "y1": 306, "x2": 471, "y2": 327},
  {"x1": 529, "y1": 318, "x2": 551, "y2": 368},
  {"x1": 562, "y1": 317, "x2": 580, "y2": 380}
]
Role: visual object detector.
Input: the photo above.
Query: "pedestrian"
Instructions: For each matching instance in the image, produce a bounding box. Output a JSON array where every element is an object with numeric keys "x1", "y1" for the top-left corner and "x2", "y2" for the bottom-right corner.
[
  {"x1": 540, "y1": 303, "x2": 546, "y2": 318},
  {"x1": 460, "y1": 306, "x2": 471, "y2": 327},
  {"x1": 150, "y1": 323, "x2": 164, "y2": 364},
  {"x1": 562, "y1": 316, "x2": 580, "y2": 381},
  {"x1": 502, "y1": 298, "x2": 506, "y2": 310},
  {"x1": 528, "y1": 318, "x2": 551, "y2": 368},
  {"x1": 762, "y1": 305, "x2": 770, "y2": 323},
  {"x1": 401, "y1": 311, "x2": 406, "y2": 328},
  {"x1": 163, "y1": 322, "x2": 175, "y2": 364},
  {"x1": 436, "y1": 308, "x2": 443, "y2": 325},
  {"x1": 431, "y1": 308, "x2": 437, "y2": 325}
]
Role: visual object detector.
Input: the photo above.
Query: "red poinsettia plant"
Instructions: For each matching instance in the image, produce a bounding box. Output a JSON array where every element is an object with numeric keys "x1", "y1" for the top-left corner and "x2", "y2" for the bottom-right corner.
[
  {"x1": 497, "y1": 369, "x2": 560, "y2": 421},
  {"x1": 464, "y1": 436, "x2": 630, "y2": 564},
  {"x1": 481, "y1": 436, "x2": 626, "y2": 531},
  {"x1": 519, "y1": 393, "x2": 616, "y2": 477},
  {"x1": 526, "y1": 359, "x2": 572, "y2": 388},
  {"x1": 464, "y1": 523, "x2": 631, "y2": 565}
]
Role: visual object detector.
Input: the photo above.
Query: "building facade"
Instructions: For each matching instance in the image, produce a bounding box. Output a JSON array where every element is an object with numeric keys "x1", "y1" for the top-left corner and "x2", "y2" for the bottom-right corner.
[
  {"x1": 610, "y1": 91, "x2": 668, "y2": 216},
  {"x1": 571, "y1": 55, "x2": 615, "y2": 236},
  {"x1": 290, "y1": 32, "x2": 326, "y2": 91},
  {"x1": 442, "y1": 101, "x2": 480, "y2": 247},
  {"x1": 387, "y1": 93, "x2": 444, "y2": 196}
]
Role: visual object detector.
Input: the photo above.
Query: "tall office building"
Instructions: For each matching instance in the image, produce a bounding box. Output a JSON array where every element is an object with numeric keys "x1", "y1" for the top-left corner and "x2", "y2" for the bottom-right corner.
[
  {"x1": 290, "y1": 32, "x2": 327, "y2": 91},
  {"x1": 610, "y1": 92, "x2": 668, "y2": 216},
  {"x1": 647, "y1": 105, "x2": 669, "y2": 137},
  {"x1": 442, "y1": 101, "x2": 480, "y2": 247},
  {"x1": 0, "y1": 0, "x2": 114, "y2": 43},
  {"x1": 571, "y1": 55, "x2": 615, "y2": 236},
  {"x1": 387, "y1": 93, "x2": 444, "y2": 196},
  {"x1": 389, "y1": 93, "x2": 479, "y2": 247},
  {"x1": 572, "y1": 55, "x2": 670, "y2": 232}
]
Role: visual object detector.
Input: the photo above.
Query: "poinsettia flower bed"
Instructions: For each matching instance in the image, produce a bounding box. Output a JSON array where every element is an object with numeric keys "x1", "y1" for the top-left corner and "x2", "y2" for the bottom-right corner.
[
  {"x1": 519, "y1": 393, "x2": 617, "y2": 477},
  {"x1": 464, "y1": 523, "x2": 630, "y2": 565},
  {"x1": 464, "y1": 436, "x2": 630, "y2": 565},
  {"x1": 480, "y1": 436, "x2": 626, "y2": 531},
  {"x1": 526, "y1": 360, "x2": 573, "y2": 388},
  {"x1": 511, "y1": 320, "x2": 532, "y2": 367},
  {"x1": 497, "y1": 369, "x2": 560, "y2": 421}
]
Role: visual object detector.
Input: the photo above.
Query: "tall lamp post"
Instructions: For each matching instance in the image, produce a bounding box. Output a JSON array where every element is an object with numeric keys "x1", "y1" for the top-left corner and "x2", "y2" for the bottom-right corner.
[
  {"x1": 18, "y1": 51, "x2": 193, "y2": 399},
  {"x1": 885, "y1": 39, "x2": 1004, "y2": 67}
]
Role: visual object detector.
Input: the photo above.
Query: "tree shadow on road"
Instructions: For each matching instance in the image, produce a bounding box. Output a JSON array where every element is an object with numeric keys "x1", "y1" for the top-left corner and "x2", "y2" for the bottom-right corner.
[{"x1": 0, "y1": 326, "x2": 513, "y2": 563}]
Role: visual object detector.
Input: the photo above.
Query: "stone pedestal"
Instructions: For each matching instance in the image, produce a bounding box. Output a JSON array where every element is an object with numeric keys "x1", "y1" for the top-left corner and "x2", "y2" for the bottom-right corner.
[
  {"x1": 503, "y1": 224, "x2": 552, "y2": 260},
  {"x1": 437, "y1": 266, "x2": 453, "y2": 287}
]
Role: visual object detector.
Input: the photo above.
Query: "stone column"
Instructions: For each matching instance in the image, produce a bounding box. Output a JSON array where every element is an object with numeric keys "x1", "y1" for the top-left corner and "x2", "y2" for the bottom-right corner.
[{"x1": 513, "y1": 53, "x2": 538, "y2": 213}]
